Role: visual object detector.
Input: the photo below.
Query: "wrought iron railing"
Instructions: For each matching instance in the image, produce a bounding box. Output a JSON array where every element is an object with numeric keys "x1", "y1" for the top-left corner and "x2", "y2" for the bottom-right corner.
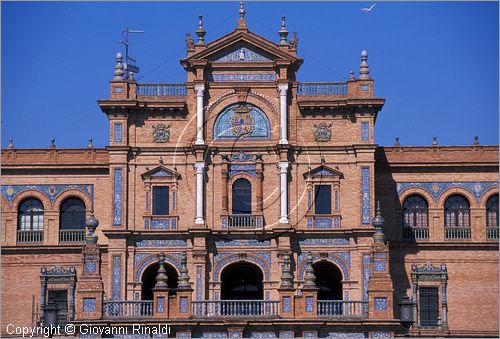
[
  {"x1": 297, "y1": 82, "x2": 348, "y2": 96},
  {"x1": 191, "y1": 300, "x2": 279, "y2": 318},
  {"x1": 402, "y1": 227, "x2": 429, "y2": 241},
  {"x1": 137, "y1": 83, "x2": 187, "y2": 96},
  {"x1": 226, "y1": 215, "x2": 263, "y2": 229},
  {"x1": 317, "y1": 300, "x2": 368, "y2": 318},
  {"x1": 487, "y1": 227, "x2": 499, "y2": 240},
  {"x1": 59, "y1": 229, "x2": 86, "y2": 243},
  {"x1": 17, "y1": 230, "x2": 43, "y2": 243},
  {"x1": 445, "y1": 227, "x2": 471, "y2": 240},
  {"x1": 103, "y1": 301, "x2": 153, "y2": 318}
]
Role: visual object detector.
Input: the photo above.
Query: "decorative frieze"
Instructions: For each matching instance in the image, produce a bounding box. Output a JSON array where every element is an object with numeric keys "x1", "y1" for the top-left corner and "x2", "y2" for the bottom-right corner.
[
  {"x1": 209, "y1": 73, "x2": 277, "y2": 82},
  {"x1": 135, "y1": 239, "x2": 186, "y2": 247},
  {"x1": 298, "y1": 252, "x2": 350, "y2": 280},
  {"x1": 215, "y1": 239, "x2": 271, "y2": 247},
  {"x1": 361, "y1": 167, "x2": 371, "y2": 224},
  {"x1": 1, "y1": 184, "x2": 94, "y2": 205},
  {"x1": 111, "y1": 256, "x2": 121, "y2": 300},
  {"x1": 362, "y1": 255, "x2": 371, "y2": 301},
  {"x1": 397, "y1": 181, "x2": 498, "y2": 202},
  {"x1": 299, "y1": 238, "x2": 349, "y2": 246},
  {"x1": 213, "y1": 46, "x2": 271, "y2": 62},
  {"x1": 113, "y1": 168, "x2": 123, "y2": 226},
  {"x1": 213, "y1": 252, "x2": 271, "y2": 281},
  {"x1": 228, "y1": 164, "x2": 256, "y2": 178}
]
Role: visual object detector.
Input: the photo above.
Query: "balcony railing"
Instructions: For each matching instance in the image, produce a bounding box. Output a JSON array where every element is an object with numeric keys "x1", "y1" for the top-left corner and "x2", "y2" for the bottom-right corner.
[
  {"x1": 402, "y1": 227, "x2": 429, "y2": 241},
  {"x1": 192, "y1": 300, "x2": 279, "y2": 318},
  {"x1": 137, "y1": 83, "x2": 187, "y2": 96},
  {"x1": 445, "y1": 227, "x2": 471, "y2": 240},
  {"x1": 297, "y1": 82, "x2": 348, "y2": 96},
  {"x1": 103, "y1": 301, "x2": 153, "y2": 319},
  {"x1": 317, "y1": 300, "x2": 368, "y2": 318},
  {"x1": 487, "y1": 227, "x2": 499, "y2": 240},
  {"x1": 59, "y1": 229, "x2": 86, "y2": 243},
  {"x1": 223, "y1": 215, "x2": 264, "y2": 229},
  {"x1": 17, "y1": 230, "x2": 43, "y2": 243}
]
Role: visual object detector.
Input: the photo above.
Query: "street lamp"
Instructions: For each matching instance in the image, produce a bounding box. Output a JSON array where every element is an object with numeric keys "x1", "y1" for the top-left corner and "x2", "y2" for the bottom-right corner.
[{"x1": 398, "y1": 293, "x2": 414, "y2": 329}]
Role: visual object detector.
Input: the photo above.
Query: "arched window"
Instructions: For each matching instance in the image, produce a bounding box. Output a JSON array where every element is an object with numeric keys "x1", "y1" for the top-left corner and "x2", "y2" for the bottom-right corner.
[
  {"x1": 60, "y1": 198, "x2": 86, "y2": 229},
  {"x1": 403, "y1": 195, "x2": 428, "y2": 228},
  {"x1": 444, "y1": 195, "x2": 470, "y2": 240},
  {"x1": 486, "y1": 195, "x2": 499, "y2": 227},
  {"x1": 232, "y1": 178, "x2": 252, "y2": 214},
  {"x1": 444, "y1": 195, "x2": 470, "y2": 227},
  {"x1": 18, "y1": 198, "x2": 44, "y2": 231}
]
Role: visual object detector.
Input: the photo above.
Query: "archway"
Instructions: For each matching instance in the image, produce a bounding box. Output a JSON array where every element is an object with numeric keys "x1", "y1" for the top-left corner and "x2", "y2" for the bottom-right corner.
[
  {"x1": 141, "y1": 263, "x2": 178, "y2": 300},
  {"x1": 221, "y1": 262, "x2": 263, "y2": 300},
  {"x1": 313, "y1": 261, "x2": 343, "y2": 300}
]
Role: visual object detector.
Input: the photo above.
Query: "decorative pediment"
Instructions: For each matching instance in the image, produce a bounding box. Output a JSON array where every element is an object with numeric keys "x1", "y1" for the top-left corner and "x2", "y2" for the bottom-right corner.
[
  {"x1": 303, "y1": 165, "x2": 344, "y2": 179},
  {"x1": 141, "y1": 166, "x2": 181, "y2": 180},
  {"x1": 182, "y1": 30, "x2": 301, "y2": 65}
]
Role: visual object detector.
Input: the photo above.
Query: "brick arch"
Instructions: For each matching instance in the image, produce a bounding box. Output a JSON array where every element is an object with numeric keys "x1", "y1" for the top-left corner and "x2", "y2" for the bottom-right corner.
[
  {"x1": 479, "y1": 188, "x2": 499, "y2": 208},
  {"x1": 53, "y1": 190, "x2": 92, "y2": 212},
  {"x1": 298, "y1": 255, "x2": 349, "y2": 281},
  {"x1": 213, "y1": 254, "x2": 270, "y2": 282},
  {"x1": 399, "y1": 188, "x2": 435, "y2": 209},
  {"x1": 11, "y1": 190, "x2": 51, "y2": 212},
  {"x1": 1, "y1": 195, "x2": 12, "y2": 212},
  {"x1": 439, "y1": 188, "x2": 477, "y2": 209},
  {"x1": 134, "y1": 254, "x2": 181, "y2": 282}
]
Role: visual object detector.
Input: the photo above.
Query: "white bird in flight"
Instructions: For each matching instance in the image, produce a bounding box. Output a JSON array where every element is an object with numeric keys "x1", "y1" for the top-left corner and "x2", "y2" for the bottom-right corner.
[{"x1": 361, "y1": 3, "x2": 376, "y2": 12}]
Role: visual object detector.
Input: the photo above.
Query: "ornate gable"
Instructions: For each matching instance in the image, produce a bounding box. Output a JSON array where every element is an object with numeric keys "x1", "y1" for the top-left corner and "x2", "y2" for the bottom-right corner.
[
  {"x1": 141, "y1": 166, "x2": 181, "y2": 180},
  {"x1": 303, "y1": 165, "x2": 344, "y2": 179}
]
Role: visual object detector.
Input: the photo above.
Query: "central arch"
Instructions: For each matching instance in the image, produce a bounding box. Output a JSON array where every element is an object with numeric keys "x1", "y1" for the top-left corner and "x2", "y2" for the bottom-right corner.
[
  {"x1": 140, "y1": 263, "x2": 179, "y2": 300},
  {"x1": 220, "y1": 262, "x2": 263, "y2": 300},
  {"x1": 313, "y1": 261, "x2": 343, "y2": 300}
]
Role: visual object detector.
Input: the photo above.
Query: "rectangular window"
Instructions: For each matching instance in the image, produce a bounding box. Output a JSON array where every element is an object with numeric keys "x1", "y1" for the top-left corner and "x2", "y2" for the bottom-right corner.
[
  {"x1": 419, "y1": 287, "x2": 439, "y2": 326},
  {"x1": 314, "y1": 185, "x2": 331, "y2": 215},
  {"x1": 153, "y1": 186, "x2": 169, "y2": 215}
]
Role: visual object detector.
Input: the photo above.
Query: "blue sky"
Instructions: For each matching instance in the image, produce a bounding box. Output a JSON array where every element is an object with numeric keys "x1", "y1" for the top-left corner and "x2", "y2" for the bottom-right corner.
[{"x1": 2, "y1": 1, "x2": 498, "y2": 148}]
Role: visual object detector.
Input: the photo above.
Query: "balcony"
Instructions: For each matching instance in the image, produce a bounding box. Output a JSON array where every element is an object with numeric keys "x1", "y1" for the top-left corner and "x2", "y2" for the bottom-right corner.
[
  {"x1": 17, "y1": 230, "x2": 43, "y2": 243},
  {"x1": 445, "y1": 227, "x2": 471, "y2": 240},
  {"x1": 402, "y1": 227, "x2": 429, "y2": 241},
  {"x1": 317, "y1": 301, "x2": 368, "y2": 318},
  {"x1": 222, "y1": 215, "x2": 264, "y2": 229},
  {"x1": 136, "y1": 83, "x2": 187, "y2": 97},
  {"x1": 192, "y1": 300, "x2": 280, "y2": 318},
  {"x1": 103, "y1": 301, "x2": 153, "y2": 319},
  {"x1": 487, "y1": 227, "x2": 499, "y2": 240},
  {"x1": 297, "y1": 82, "x2": 348, "y2": 96},
  {"x1": 59, "y1": 229, "x2": 86, "y2": 243}
]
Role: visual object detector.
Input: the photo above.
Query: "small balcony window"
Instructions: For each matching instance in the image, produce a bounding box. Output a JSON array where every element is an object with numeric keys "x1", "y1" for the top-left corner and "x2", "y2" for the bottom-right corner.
[
  {"x1": 314, "y1": 185, "x2": 332, "y2": 215},
  {"x1": 153, "y1": 186, "x2": 169, "y2": 215}
]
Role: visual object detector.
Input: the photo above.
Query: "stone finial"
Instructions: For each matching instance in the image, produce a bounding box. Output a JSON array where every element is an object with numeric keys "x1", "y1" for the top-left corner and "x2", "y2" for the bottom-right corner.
[
  {"x1": 359, "y1": 50, "x2": 370, "y2": 80},
  {"x1": 87, "y1": 138, "x2": 93, "y2": 148},
  {"x1": 185, "y1": 33, "x2": 195, "y2": 49},
  {"x1": 113, "y1": 52, "x2": 124, "y2": 81},
  {"x1": 196, "y1": 15, "x2": 206, "y2": 45},
  {"x1": 178, "y1": 252, "x2": 191, "y2": 289},
  {"x1": 7, "y1": 138, "x2": 14, "y2": 149},
  {"x1": 154, "y1": 253, "x2": 169, "y2": 289},
  {"x1": 85, "y1": 210, "x2": 99, "y2": 244},
  {"x1": 289, "y1": 32, "x2": 298, "y2": 49},
  {"x1": 372, "y1": 201, "x2": 386, "y2": 243},
  {"x1": 237, "y1": 1, "x2": 247, "y2": 29},
  {"x1": 348, "y1": 70, "x2": 355, "y2": 81},
  {"x1": 128, "y1": 71, "x2": 135, "y2": 82},
  {"x1": 473, "y1": 136, "x2": 480, "y2": 145},
  {"x1": 303, "y1": 253, "x2": 316, "y2": 288},
  {"x1": 395, "y1": 136, "x2": 400, "y2": 146},
  {"x1": 432, "y1": 136, "x2": 438, "y2": 146},
  {"x1": 280, "y1": 253, "x2": 294, "y2": 288},
  {"x1": 278, "y1": 16, "x2": 289, "y2": 45},
  {"x1": 50, "y1": 138, "x2": 56, "y2": 148}
]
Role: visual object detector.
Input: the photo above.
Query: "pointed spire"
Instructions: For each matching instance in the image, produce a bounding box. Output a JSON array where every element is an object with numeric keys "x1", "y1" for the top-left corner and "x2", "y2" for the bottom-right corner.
[
  {"x1": 348, "y1": 70, "x2": 355, "y2": 81},
  {"x1": 278, "y1": 16, "x2": 289, "y2": 45},
  {"x1": 87, "y1": 138, "x2": 94, "y2": 148},
  {"x1": 50, "y1": 138, "x2": 56, "y2": 149},
  {"x1": 395, "y1": 136, "x2": 400, "y2": 146},
  {"x1": 372, "y1": 201, "x2": 386, "y2": 243},
  {"x1": 303, "y1": 253, "x2": 316, "y2": 288},
  {"x1": 473, "y1": 136, "x2": 480, "y2": 146},
  {"x1": 432, "y1": 136, "x2": 438, "y2": 146},
  {"x1": 196, "y1": 15, "x2": 206, "y2": 45},
  {"x1": 178, "y1": 252, "x2": 191, "y2": 289},
  {"x1": 154, "y1": 253, "x2": 169, "y2": 289},
  {"x1": 359, "y1": 50, "x2": 370, "y2": 80},
  {"x1": 7, "y1": 138, "x2": 14, "y2": 149},
  {"x1": 113, "y1": 52, "x2": 124, "y2": 81},
  {"x1": 237, "y1": 1, "x2": 247, "y2": 30},
  {"x1": 85, "y1": 210, "x2": 99, "y2": 244},
  {"x1": 280, "y1": 253, "x2": 294, "y2": 288}
]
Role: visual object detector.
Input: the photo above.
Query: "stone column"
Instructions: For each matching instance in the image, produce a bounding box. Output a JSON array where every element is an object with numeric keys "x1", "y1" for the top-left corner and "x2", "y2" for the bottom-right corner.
[
  {"x1": 279, "y1": 162, "x2": 289, "y2": 223},
  {"x1": 221, "y1": 163, "x2": 228, "y2": 214},
  {"x1": 195, "y1": 84, "x2": 205, "y2": 145},
  {"x1": 278, "y1": 84, "x2": 289, "y2": 144},
  {"x1": 194, "y1": 162, "x2": 205, "y2": 224}
]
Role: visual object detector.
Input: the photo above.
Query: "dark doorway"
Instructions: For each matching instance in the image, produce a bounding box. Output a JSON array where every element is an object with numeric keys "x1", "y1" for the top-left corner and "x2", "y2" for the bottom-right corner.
[
  {"x1": 47, "y1": 290, "x2": 68, "y2": 326},
  {"x1": 313, "y1": 261, "x2": 343, "y2": 300},
  {"x1": 232, "y1": 178, "x2": 252, "y2": 214},
  {"x1": 221, "y1": 262, "x2": 263, "y2": 300},
  {"x1": 141, "y1": 263, "x2": 178, "y2": 300}
]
